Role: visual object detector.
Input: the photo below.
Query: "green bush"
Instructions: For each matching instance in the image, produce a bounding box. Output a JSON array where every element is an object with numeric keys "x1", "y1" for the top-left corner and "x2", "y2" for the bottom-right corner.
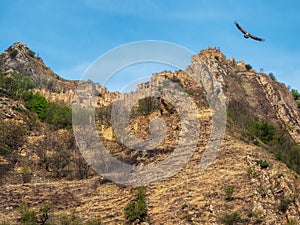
[
  {"x1": 24, "y1": 92, "x2": 72, "y2": 129},
  {"x1": 19, "y1": 205, "x2": 37, "y2": 225},
  {"x1": 277, "y1": 173, "x2": 284, "y2": 178},
  {"x1": 181, "y1": 203, "x2": 188, "y2": 209},
  {"x1": 20, "y1": 211, "x2": 36, "y2": 225},
  {"x1": 2, "y1": 205, "x2": 102, "y2": 225},
  {"x1": 124, "y1": 201, "x2": 147, "y2": 224},
  {"x1": 224, "y1": 186, "x2": 234, "y2": 201},
  {"x1": 249, "y1": 209, "x2": 264, "y2": 223},
  {"x1": 256, "y1": 160, "x2": 269, "y2": 169},
  {"x1": 136, "y1": 97, "x2": 160, "y2": 116},
  {"x1": 242, "y1": 119, "x2": 276, "y2": 145},
  {"x1": 245, "y1": 64, "x2": 252, "y2": 71},
  {"x1": 255, "y1": 120, "x2": 275, "y2": 144},
  {"x1": 28, "y1": 50, "x2": 35, "y2": 58},
  {"x1": 221, "y1": 212, "x2": 241, "y2": 225},
  {"x1": 279, "y1": 197, "x2": 291, "y2": 212},
  {"x1": 0, "y1": 73, "x2": 34, "y2": 99},
  {"x1": 271, "y1": 134, "x2": 300, "y2": 174},
  {"x1": 19, "y1": 204, "x2": 51, "y2": 225},
  {"x1": 291, "y1": 89, "x2": 300, "y2": 100},
  {"x1": 20, "y1": 165, "x2": 32, "y2": 183},
  {"x1": 37, "y1": 205, "x2": 51, "y2": 225},
  {"x1": 268, "y1": 73, "x2": 277, "y2": 81},
  {"x1": 0, "y1": 142, "x2": 11, "y2": 156},
  {"x1": 24, "y1": 92, "x2": 49, "y2": 120},
  {"x1": 95, "y1": 105, "x2": 111, "y2": 127},
  {"x1": 124, "y1": 187, "x2": 148, "y2": 224},
  {"x1": 44, "y1": 102, "x2": 72, "y2": 129}
]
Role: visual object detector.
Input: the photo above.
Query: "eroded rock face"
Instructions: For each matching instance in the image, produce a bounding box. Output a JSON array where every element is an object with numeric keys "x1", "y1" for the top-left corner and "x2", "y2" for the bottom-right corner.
[
  {"x1": 197, "y1": 47, "x2": 300, "y2": 144},
  {"x1": 0, "y1": 42, "x2": 69, "y2": 86}
]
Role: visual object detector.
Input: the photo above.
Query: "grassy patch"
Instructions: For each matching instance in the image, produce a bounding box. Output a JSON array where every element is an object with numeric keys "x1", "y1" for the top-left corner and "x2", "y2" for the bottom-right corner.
[{"x1": 124, "y1": 187, "x2": 148, "y2": 224}]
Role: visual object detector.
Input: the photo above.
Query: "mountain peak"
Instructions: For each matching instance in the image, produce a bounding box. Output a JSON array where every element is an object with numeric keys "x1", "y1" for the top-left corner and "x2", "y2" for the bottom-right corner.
[
  {"x1": 6, "y1": 42, "x2": 41, "y2": 63},
  {"x1": 0, "y1": 42, "x2": 79, "y2": 93},
  {"x1": 198, "y1": 46, "x2": 227, "y2": 62},
  {"x1": 10, "y1": 41, "x2": 31, "y2": 52},
  {"x1": 0, "y1": 42, "x2": 46, "y2": 76}
]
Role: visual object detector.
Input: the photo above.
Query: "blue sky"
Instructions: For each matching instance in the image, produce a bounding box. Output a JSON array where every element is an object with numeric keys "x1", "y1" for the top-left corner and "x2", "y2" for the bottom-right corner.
[{"x1": 1, "y1": 0, "x2": 300, "y2": 91}]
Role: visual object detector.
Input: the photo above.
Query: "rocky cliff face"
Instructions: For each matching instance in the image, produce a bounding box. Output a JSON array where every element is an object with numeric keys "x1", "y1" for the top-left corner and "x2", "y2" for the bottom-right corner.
[
  {"x1": 0, "y1": 42, "x2": 78, "y2": 104},
  {"x1": 0, "y1": 43, "x2": 300, "y2": 224},
  {"x1": 203, "y1": 48, "x2": 300, "y2": 144},
  {"x1": 0, "y1": 42, "x2": 74, "y2": 89}
]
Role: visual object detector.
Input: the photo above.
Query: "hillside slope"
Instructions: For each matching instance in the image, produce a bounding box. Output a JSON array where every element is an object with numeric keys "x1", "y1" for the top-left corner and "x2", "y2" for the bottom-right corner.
[{"x1": 0, "y1": 43, "x2": 300, "y2": 224}]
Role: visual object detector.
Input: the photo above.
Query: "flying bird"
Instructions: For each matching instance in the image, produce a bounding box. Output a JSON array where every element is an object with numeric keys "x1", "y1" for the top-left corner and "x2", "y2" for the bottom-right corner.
[{"x1": 234, "y1": 21, "x2": 265, "y2": 42}]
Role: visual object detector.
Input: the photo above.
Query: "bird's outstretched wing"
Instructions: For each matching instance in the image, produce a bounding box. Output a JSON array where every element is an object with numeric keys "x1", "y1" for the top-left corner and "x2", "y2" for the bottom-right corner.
[
  {"x1": 234, "y1": 21, "x2": 247, "y2": 34},
  {"x1": 249, "y1": 33, "x2": 264, "y2": 42},
  {"x1": 234, "y1": 21, "x2": 265, "y2": 42}
]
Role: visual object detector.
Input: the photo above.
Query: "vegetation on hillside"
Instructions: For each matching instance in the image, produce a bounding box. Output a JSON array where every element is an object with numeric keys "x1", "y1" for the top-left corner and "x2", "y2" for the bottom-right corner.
[
  {"x1": 0, "y1": 73, "x2": 34, "y2": 99},
  {"x1": 0, "y1": 120, "x2": 26, "y2": 157},
  {"x1": 95, "y1": 105, "x2": 112, "y2": 127},
  {"x1": 0, "y1": 204, "x2": 102, "y2": 225},
  {"x1": 291, "y1": 88, "x2": 300, "y2": 109},
  {"x1": 221, "y1": 212, "x2": 242, "y2": 225},
  {"x1": 0, "y1": 72, "x2": 72, "y2": 129},
  {"x1": 124, "y1": 187, "x2": 148, "y2": 224},
  {"x1": 245, "y1": 64, "x2": 252, "y2": 71},
  {"x1": 291, "y1": 89, "x2": 300, "y2": 100},
  {"x1": 268, "y1": 72, "x2": 277, "y2": 81},
  {"x1": 228, "y1": 99, "x2": 300, "y2": 174},
  {"x1": 0, "y1": 72, "x2": 91, "y2": 182},
  {"x1": 136, "y1": 96, "x2": 160, "y2": 116}
]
